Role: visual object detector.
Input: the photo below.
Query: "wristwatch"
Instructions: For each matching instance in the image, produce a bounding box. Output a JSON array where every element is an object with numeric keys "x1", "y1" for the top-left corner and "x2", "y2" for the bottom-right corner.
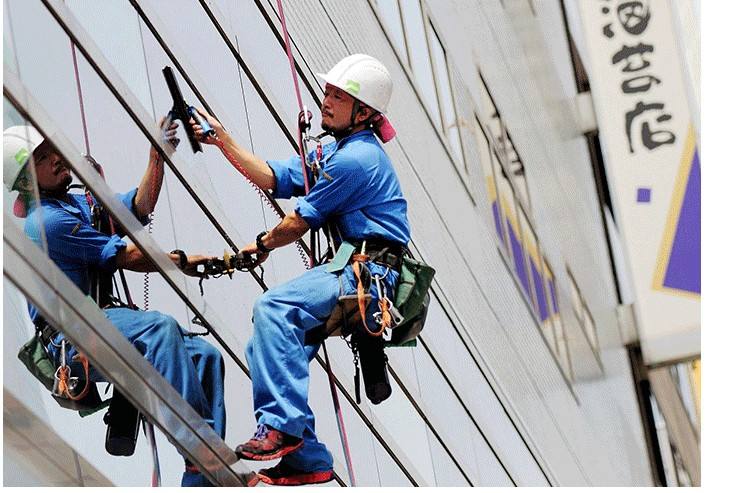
[
  {"x1": 255, "y1": 231, "x2": 273, "y2": 254},
  {"x1": 170, "y1": 249, "x2": 188, "y2": 269}
]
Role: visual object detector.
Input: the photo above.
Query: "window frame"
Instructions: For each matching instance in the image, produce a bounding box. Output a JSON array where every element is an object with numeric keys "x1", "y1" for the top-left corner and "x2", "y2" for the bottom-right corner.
[
  {"x1": 542, "y1": 257, "x2": 575, "y2": 380},
  {"x1": 477, "y1": 114, "x2": 575, "y2": 387},
  {"x1": 477, "y1": 71, "x2": 532, "y2": 213},
  {"x1": 424, "y1": 17, "x2": 467, "y2": 174},
  {"x1": 368, "y1": 0, "x2": 475, "y2": 202},
  {"x1": 566, "y1": 267, "x2": 602, "y2": 364}
]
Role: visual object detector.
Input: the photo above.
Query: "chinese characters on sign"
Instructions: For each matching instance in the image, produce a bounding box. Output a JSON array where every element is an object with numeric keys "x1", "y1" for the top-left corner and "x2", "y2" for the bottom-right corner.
[
  {"x1": 578, "y1": 0, "x2": 700, "y2": 364},
  {"x1": 602, "y1": 1, "x2": 676, "y2": 153}
]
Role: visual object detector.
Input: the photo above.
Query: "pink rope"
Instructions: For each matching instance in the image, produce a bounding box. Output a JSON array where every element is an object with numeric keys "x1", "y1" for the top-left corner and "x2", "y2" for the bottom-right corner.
[
  {"x1": 274, "y1": 0, "x2": 357, "y2": 485},
  {"x1": 275, "y1": 0, "x2": 311, "y2": 201}
]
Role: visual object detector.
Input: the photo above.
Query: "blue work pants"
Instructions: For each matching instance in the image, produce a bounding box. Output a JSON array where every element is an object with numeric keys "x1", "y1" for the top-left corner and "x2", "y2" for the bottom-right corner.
[
  {"x1": 245, "y1": 261, "x2": 398, "y2": 473},
  {"x1": 49, "y1": 308, "x2": 225, "y2": 487}
]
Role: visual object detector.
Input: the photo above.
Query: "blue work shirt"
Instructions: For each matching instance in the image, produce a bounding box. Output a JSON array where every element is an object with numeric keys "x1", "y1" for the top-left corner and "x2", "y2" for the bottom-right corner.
[
  {"x1": 24, "y1": 189, "x2": 146, "y2": 322},
  {"x1": 267, "y1": 129, "x2": 410, "y2": 245}
]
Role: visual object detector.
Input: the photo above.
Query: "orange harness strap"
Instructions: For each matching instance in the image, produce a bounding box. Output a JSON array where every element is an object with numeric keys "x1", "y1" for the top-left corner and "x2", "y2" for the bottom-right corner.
[
  {"x1": 57, "y1": 352, "x2": 91, "y2": 402},
  {"x1": 351, "y1": 253, "x2": 371, "y2": 334},
  {"x1": 351, "y1": 254, "x2": 390, "y2": 337}
]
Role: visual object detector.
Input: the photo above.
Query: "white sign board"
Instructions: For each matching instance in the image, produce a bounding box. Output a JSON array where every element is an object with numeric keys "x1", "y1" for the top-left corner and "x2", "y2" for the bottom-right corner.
[{"x1": 576, "y1": 0, "x2": 700, "y2": 365}]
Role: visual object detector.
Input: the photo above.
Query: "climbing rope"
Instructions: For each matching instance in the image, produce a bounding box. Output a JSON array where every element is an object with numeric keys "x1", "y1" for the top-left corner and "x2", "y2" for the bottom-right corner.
[
  {"x1": 274, "y1": 0, "x2": 356, "y2": 485},
  {"x1": 69, "y1": 34, "x2": 162, "y2": 486},
  {"x1": 212, "y1": 136, "x2": 310, "y2": 267}
]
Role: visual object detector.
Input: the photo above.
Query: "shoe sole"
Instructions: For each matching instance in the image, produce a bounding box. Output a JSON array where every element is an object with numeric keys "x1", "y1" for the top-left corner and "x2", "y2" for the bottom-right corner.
[
  {"x1": 236, "y1": 440, "x2": 304, "y2": 461},
  {"x1": 244, "y1": 472, "x2": 261, "y2": 487},
  {"x1": 257, "y1": 470, "x2": 334, "y2": 486}
]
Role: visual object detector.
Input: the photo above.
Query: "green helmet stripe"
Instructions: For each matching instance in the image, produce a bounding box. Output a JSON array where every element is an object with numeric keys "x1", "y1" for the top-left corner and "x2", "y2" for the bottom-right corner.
[
  {"x1": 14, "y1": 148, "x2": 29, "y2": 166},
  {"x1": 344, "y1": 79, "x2": 361, "y2": 95}
]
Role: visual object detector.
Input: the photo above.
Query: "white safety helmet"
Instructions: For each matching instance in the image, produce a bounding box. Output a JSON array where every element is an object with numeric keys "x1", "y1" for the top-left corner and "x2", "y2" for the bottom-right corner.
[
  {"x1": 3, "y1": 125, "x2": 44, "y2": 192},
  {"x1": 317, "y1": 54, "x2": 393, "y2": 113}
]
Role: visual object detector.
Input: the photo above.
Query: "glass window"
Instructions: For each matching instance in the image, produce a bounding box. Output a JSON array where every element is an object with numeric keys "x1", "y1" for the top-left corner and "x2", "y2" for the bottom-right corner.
[
  {"x1": 502, "y1": 129, "x2": 530, "y2": 210},
  {"x1": 475, "y1": 116, "x2": 506, "y2": 249},
  {"x1": 541, "y1": 261, "x2": 559, "y2": 354},
  {"x1": 567, "y1": 268, "x2": 600, "y2": 355},
  {"x1": 492, "y1": 157, "x2": 524, "y2": 280},
  {"x1": 373, "y1": 0, "x2": 408, "y2": 63},
  {"x1": 518, "y1": 208, "x2": 550, "y2": 326},
  {"x1": 584, "y1": 308, "x2": 599, "y2": 352},
  {"x1": 477, "y1": 72, "x2": 504, "y2": 156},
  {"x1": 483, "y1": 114, "x2": 571, "y2": 380},
  {"x1": 401, "y1": 0, "x2": 440, "y2": 122},
  {"x1": 568, "y1": 270, "x2": 584, "y2": 323},
  {"x1": 515, "y1": 204, "x2": 536, "y2": 304},
  {"x1": 553, "y1": 308, "x2": 574, "y2": 380},
  {"x1": 427, "y1": 21, "x2": 465, "y2": 168},
  {"x1": 478, "y1": 73, "x2": 530, "y2": 211}
]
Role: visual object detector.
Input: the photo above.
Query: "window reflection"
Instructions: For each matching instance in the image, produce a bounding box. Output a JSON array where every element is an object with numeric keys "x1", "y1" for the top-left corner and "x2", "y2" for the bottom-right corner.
[
  {"x1": 427, "y1": 21, "x2": 465, "y2": 169},
  {"x1": 401, "y1": 0, "x2": 441, "y2": 122},
  {"x1": 373, "y1": 0, "x2": 409, "y2": 63}
]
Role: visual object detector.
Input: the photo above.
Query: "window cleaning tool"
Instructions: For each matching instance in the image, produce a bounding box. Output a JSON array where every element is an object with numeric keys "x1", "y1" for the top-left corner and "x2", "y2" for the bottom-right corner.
[{"x1": 162, "y1": 66, "x2": 214, "y2": 153}]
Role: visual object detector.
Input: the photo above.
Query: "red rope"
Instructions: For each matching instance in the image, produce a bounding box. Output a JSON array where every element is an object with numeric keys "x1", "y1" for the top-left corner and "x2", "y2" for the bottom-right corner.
[
  {"x1": 274, "y1": 1, "x2": 357, "y2": 485},
  {"x1": 70, "y1": 38, "x2": 138, "y2": 306},
  {"x1": 275, "y1": 0, "x2": 312, "y2": 217},
  {"x1": 214, "y1": 137, "x2": 310, "y2": 268}
]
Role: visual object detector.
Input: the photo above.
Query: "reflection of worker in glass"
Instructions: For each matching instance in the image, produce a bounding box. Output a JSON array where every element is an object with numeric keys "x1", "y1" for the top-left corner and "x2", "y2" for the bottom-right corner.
[
  {"x1": 3, "y1": 124, "x2": 226, "y2": 487},
  {"x1": 192, "y1": 54, "x2": 410, "y2": 486}
]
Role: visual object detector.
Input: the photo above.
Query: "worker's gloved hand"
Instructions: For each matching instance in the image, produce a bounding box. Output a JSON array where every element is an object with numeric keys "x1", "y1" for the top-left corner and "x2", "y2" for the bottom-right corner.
[
  {"x1": 162, "y1": 116, "x2": 180, "y2": 149},
  {"x1": 190, "y1": 107, "x2": 225, "y2": 145},
  {"x1": 240, "y1": 242, "x2": 269, "y2": 268},
  {"x1": 184, "y1": 254, "x2": 219, "y2": 278},
  {"x1": 150, "y1": 117, "x2": 180, "y2": 162}
]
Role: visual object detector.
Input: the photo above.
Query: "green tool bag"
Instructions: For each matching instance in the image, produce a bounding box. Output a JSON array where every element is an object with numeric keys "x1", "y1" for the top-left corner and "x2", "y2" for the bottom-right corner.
[
  {"x1": 18, "y1": 331, "x2": 104, "y2": 414},
  {"x1": 17, "y1": 332, "x2": 56, "y2": 392},
  {"x1": 387, "y1": 255, "x2": 436, "y2": 347}
]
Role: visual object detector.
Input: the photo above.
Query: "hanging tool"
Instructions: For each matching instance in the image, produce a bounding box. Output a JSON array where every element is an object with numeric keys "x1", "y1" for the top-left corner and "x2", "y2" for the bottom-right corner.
[
  {"x1": 195, "y1": 250, "x2": 262, "y2": 296},
  {"x1": 163, "y1": 66, "x2": 214, "y2": 153}
]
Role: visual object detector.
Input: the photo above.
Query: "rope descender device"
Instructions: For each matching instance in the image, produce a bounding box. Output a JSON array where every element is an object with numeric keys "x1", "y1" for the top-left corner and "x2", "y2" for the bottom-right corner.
[
  {"x1": 298, "y1": 108, "x2": 331, "y2": 182},
  {"x1": 162, "y1": 66, "x2": 215, "y2": 153}
]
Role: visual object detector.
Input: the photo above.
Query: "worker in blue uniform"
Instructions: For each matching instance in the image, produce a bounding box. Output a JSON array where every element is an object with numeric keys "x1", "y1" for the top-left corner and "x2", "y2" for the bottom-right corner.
[
  {"x1": 2, "y1": 123, "x2": 225, "y2": 487},
  {"x1": 192, "y1": 54, "x2": 410, "y2": 486}
]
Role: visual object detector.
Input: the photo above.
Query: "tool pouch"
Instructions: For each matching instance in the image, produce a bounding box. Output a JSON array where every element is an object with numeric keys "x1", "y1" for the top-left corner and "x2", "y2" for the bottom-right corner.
[
  {"x1": 387, "y1": 255, "x2": 435, "y2": 347},
  {"x1": 18, "y1": 332, "x2": 103, "y2": 412},
  {"x1": 17, "y1": 332, "x2": 56, "y2": 392}
]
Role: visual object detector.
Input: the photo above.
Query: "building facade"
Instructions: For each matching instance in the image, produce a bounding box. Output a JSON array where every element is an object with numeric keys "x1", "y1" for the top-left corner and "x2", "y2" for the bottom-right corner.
[{"x1": 3, "y1": 0, "x2": 698, "y2": 486}]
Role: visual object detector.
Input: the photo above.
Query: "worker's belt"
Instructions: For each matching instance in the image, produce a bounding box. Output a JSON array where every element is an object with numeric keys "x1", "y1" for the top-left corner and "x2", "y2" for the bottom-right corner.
[
  {"x1": 351, "y1": 239, "x2": 405, "y2": 272},
  {"x1": 34, "y1": 297, "x2": 131, "y2": 350}
]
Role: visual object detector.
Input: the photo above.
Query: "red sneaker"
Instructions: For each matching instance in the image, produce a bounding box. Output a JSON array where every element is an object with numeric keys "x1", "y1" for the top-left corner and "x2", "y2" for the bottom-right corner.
[
  {"x1": 183, "y1": 459, "x2": 260, "y2": 486},
  {"x1": 235, "y1": 424, "x2": 303, "y2": 461},
  {"x1": 258, "y1": 461, "x2": 335, "y2": 486}
]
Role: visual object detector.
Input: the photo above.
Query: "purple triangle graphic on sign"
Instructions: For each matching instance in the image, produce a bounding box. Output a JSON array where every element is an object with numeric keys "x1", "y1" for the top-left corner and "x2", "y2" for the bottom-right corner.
[{"x1": 663, "y1": 150, "x2": 700, "y2": 294}]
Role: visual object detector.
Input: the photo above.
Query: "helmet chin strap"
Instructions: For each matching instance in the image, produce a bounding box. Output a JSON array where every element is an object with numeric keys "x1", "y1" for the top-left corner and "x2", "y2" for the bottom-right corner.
[
  {"x1": 326, "y1": 100, "x2": 378, "y2": 140},
  {"x1": 38, "y1": 180, "x2": 72, "y2": 199}
]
